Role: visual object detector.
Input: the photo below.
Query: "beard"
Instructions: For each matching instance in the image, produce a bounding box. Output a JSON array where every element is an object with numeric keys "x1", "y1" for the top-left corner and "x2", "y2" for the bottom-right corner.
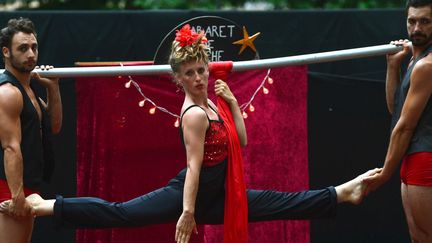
[
  {"x1": 9, "y1": 50, "x2": 36, "y2": 73},
  {"x1": 409, "y1": 31, "x2": 432, "y2": 46}
]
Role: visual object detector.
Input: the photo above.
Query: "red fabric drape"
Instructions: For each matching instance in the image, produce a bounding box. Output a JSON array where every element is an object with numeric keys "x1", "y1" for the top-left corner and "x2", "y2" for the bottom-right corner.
[
  {"x1": 217, "y1": 97, "x2": 248, "y2": 243},
  {"x1": 76, "y1": 65, "x2": 308, "y2": 243},
  {"x1": 209, "y1": 61, "x2": 248, "y2": 243}
]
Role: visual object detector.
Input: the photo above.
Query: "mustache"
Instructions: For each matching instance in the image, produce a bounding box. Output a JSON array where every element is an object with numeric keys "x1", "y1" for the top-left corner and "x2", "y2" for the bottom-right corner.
[
  {"x1": 410, "y1": 32, "x2": 427, "y2": 38},
  {"x1": 23, "y1": 59, "x2": 36, "y2": 65}
]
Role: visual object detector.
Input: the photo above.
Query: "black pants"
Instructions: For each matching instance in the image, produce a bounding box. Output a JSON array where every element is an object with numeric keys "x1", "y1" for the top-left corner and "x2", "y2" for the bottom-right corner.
[{"x1": 54, "y1": 160, "x2": 337, "y2": 228}]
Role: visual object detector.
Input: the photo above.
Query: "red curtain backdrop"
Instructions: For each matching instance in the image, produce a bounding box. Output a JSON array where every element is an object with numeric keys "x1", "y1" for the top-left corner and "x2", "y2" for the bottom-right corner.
[{"x1": 75, "y1": 64, "x2": 308, "y2": 243}]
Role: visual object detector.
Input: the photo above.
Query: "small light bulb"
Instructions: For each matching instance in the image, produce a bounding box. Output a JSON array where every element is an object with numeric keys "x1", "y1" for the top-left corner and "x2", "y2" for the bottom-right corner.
[
  {"x1": 242, "y1": 111, "x2": 248, "y2": 119},
  {"x1": 263, "y1": 87, "x2": 269, "y2": 95},
  {"x1": 124, "y1": 80, "x2": 132, "y2": 88},
  {"x1": 249, "y1": 104, "x2": 255, "y2": 112},
  {"x1": 267, "y1": 77, "x2": 274, "y2": 84},
  {"x1": 149, "y1": 107, "x2": 156, "y2": 115},
  {"x1": 174, "y1": 118, "x2": 180, "y2": 128},
  {"x1": 118, "y1": 76, "x2": 122, "y2": 79},
  {"x1": 138, "y1": 99, "x2": 146, "y2": 107}
]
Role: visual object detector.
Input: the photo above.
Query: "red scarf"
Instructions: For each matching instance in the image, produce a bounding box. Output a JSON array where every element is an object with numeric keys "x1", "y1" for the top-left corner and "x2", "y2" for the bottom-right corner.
[{"x1": 210, "y1": 62, "x2": 248, "y2": 243}]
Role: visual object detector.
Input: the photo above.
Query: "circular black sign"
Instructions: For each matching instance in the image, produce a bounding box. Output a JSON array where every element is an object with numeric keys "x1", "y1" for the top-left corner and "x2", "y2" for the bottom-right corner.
[{"x1": 153, "y1": 16, "x2": 259, "y2": 64}]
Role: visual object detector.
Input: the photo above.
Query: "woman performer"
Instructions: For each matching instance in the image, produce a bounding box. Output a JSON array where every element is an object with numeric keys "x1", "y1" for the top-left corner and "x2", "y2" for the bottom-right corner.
[{"x1": 0, "y1": 24, "x2": 381, "y2": 243}]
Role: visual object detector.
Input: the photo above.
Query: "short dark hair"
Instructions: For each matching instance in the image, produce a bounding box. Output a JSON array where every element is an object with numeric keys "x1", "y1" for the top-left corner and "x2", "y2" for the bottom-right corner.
[
  {"x1": 406, "y1": 0, "x2": 432, "y2": 12},
  {"x1": 0, "y1": 17, "x2": 37, "y2": 53}
]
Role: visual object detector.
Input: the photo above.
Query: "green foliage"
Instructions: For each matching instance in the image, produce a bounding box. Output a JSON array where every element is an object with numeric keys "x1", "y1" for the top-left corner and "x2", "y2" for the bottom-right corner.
[
  {"x1": 271, "y1": 0, "x2": 406, "y2": 9},
  {"x1": 132, "y1": 0, "x2": 216, "y2": 9},
  {"x1": 9, "y1": 0, "x2": 407, "y2": 10}
]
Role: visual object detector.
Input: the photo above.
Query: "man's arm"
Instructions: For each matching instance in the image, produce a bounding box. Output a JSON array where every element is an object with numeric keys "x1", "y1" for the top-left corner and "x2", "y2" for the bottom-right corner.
[
  {"x1": 385, "y1": 61, "x2": 402, "y2": 114},
  {"x1": 386, "y1": 40, "x2": 411, "y2": 114},
  {"x1": 45, "y1": 81, "x2": 62, "y2": 134},
  {"x1": 365, "y1": 58, "x2": 432, "y2": 191},
  {"x1": 32, "y1": 70, "x2": 62, "y2": 134},
  {"x1": 0, "y1": 84, "x2": 31, "y2": 218}
]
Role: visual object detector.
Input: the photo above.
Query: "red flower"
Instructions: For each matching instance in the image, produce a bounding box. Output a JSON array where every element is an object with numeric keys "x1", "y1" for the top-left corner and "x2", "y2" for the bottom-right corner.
[{"x1": 175, "y1": 24, "x2": 208, "y2": 47}]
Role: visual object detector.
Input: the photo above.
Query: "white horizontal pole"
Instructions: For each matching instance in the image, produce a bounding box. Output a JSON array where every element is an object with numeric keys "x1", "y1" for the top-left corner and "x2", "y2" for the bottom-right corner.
[
  {"x1": 232, "y1": 44, "x2": 402, "y2": 71},
  {"x1": 0, "y1": 44, "x2": 402, "y2": 78}
]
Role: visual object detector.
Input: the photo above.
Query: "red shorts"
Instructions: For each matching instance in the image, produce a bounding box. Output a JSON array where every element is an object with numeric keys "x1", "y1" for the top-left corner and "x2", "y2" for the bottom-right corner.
[
  {"x1": 400, "y1": 152, "x2": 432, "y2": 186},
  {"x1": 0, "y1": 180, "x2": 39, "y2": 203}
]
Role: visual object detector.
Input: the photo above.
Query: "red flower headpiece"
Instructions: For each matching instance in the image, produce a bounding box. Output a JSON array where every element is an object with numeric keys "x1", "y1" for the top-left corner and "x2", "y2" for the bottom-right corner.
[{"x1": 175, "y1": 24, "x2": 208, "y2": 47}]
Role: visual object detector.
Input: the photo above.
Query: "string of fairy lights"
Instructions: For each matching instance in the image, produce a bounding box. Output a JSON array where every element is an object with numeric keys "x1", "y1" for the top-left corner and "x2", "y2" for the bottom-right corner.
[{"x1": 122, "y1": 63, "x2": 274, "y2": 127}]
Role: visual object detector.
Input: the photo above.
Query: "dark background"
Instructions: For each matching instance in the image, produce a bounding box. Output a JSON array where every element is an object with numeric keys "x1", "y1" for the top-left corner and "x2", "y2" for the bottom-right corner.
[{"x1": 0, "y1": 9, "x2": 409, "y2": 242}]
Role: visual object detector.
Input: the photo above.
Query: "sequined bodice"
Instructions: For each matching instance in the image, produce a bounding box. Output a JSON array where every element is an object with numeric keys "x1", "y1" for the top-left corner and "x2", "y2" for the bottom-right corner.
[
  {"x1": 180, "y1": 105, "x2": 229, "y2": 167},
  {"x1": 202, "y1": 120, "x2": 228, "y2": 166}
]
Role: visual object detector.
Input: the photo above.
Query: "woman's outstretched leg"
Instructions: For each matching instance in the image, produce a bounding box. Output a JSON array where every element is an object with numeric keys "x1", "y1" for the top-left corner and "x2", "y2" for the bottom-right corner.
[
  {"x1": 247, "y1": 168, "x2": 381, "y2": 222},
  {"x1": 197, "y1": 168, "x2": 381, "y2": 224},
  {"x1": 0, "y1": 168, "x2": 382, "y2": 226},
  {"x1": 1, "y1": 186, "x2": 184, "y2": 228}
]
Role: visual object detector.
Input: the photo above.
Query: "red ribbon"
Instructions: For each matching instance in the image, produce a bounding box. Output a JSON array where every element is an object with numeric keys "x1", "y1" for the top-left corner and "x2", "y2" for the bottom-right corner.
[{"x1": 210, "y1": 61, "x2": 248, "y2": 243}]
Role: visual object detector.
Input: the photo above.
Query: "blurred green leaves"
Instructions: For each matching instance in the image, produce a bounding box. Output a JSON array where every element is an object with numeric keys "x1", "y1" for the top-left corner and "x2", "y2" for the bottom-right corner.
[{"x1": 6, "y1": 0, "x2": 406, "y2": 10}]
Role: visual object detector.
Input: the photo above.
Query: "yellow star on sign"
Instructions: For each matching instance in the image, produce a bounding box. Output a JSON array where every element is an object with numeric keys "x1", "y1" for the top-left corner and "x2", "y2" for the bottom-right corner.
[{"x1": 232, "y1": 26, "x2": 261, "y2": 55}]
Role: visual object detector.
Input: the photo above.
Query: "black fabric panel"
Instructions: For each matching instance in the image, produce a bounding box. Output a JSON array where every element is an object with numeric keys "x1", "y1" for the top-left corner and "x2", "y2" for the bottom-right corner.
[
  {"x1": 308, "y1": 72, "x2": 410, "y2": 242},
  {"x1": 0, "y1": 10, "x2": 406, "y2": 67}
]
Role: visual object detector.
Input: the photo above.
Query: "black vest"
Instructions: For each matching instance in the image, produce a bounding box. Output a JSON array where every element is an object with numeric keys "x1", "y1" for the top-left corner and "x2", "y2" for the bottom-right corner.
[
  {"x1": 392, "y1": 45, "x2": 432, "y2": 154},
  {"x1": 0, "y1": 70, "x2": 55, "y2": 190}
]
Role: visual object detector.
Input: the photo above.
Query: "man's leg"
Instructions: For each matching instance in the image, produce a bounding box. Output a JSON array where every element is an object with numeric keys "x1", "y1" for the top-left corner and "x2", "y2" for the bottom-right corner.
[
  {"x1": 0, "y1": 213, "x2": 34, "y2": 243},
  {"x1": 401, "y1": 183, "x2": 432, "y2": 243}
]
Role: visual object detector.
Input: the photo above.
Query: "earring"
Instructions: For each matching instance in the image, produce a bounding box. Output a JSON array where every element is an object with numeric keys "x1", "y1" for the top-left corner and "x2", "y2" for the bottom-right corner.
[{"x1": 175, "y1": 82, "x2": 184, "y2": 93}]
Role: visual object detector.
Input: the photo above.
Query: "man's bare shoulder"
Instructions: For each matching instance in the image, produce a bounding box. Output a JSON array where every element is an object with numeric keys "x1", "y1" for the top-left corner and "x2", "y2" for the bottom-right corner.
[
  {"x1": 0, "y1": 83, "x2": 23, "y2": 111},
  {"x1": 413, "y1": 54, "x2": 432, "y2": 74},
  {"x1": 408, "y1": 55, "x2": 432, "y2": 95},
  {"x1": 415, "y1": 53, "x2": 432, "y2": 67},
  {"x1": 421, "y1": 52, "x2": 432, "y2": 63}
]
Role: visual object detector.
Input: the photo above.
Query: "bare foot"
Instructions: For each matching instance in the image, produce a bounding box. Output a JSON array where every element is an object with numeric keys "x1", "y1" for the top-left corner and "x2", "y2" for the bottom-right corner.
[
  {"x1": 26, "y1": 193, "x2": 54, "y2": 216},
  {"x1": 0, "y1": 193, "x2": 51, "y2": 217},
  {"x1": 336, "y1": 168, "x2": 382, "y2": 205}
]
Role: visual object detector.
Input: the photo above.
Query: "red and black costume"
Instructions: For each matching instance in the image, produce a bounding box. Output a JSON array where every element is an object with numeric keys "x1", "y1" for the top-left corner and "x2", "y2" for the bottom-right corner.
[
  {"x1": 53, "y1": 104, "x2": 338, "y2": 230},
  {"x1": 0, "y1": 70, "x2": 54, "y2": 202},
  {"x1": 394, "y1": 45, "x2": 432, "y2": 186}
]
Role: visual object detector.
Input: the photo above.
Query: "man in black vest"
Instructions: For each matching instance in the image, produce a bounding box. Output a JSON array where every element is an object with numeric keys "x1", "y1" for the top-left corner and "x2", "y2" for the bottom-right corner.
[
  {"x1": 0, "y1": 18, "x2": 62, "y2": 242},
  {"x1": 364, "y1": 0, "x2": 432, "y2": 241}
]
